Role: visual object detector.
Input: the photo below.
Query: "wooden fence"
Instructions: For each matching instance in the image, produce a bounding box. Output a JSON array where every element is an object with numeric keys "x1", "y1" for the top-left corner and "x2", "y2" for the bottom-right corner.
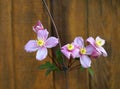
[{"x1": 0, "y1": 0, "x2": 120, "y2": 89}]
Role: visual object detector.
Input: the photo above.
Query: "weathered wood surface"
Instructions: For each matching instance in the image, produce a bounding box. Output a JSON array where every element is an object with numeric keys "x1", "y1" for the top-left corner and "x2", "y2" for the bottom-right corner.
[{"x1": 0, "y1": 0, "x2": 120, "y2": 89}]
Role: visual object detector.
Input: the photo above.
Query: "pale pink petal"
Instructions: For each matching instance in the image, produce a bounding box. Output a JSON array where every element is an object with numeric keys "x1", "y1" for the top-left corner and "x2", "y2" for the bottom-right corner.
[
  {"x1": 99, "y1": 47, "x2": 108, "y2": 57},
  {"x1": 37, "y1": 29, "x2": 49, "y2": 40},
  {"x1": 33, "y1": 20, "x2": 44, "y2": 33},
  {"x1": 86, "y1": 37, "x2": 95, "y2": 46},
  {"x1": 36, "y1": 47, "x2": 48, "y2": 61},
  {"x1": 24, "y1": 40, "x2": 38, "y2": 52},
  {"x1": 80, "y1": 55, "x2": 91, "y2": 68},
  {"x1": 45, "y1": 37, "x2": 58, "y2": 48},
  {"x1": 86, "y1": 45, "x2": 94, "y2": 55},
  {"x1": 61, "y1": 49, "x2": 71, "y2": 59},
  {"x1": 74, "y1": 37, "x2": 84, "y2": 48}
]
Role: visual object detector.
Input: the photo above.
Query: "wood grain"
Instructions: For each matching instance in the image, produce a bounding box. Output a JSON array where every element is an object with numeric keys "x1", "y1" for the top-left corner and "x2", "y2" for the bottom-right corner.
[
  {"x1": 0, "y1": 0, "x2": 15, "y2": 89},
  {"x1": 88, "y1": 0, "x2": 120, "y2": 89},
  {"x1": 51, "y1": 0, "x2": 89, "y2": 89},
  {"x1": 12, "y1": 0, "x2": 53, "y2": 89},
  {"x1": 0, "y1": 0, "x2": 120, "y2": 89}
]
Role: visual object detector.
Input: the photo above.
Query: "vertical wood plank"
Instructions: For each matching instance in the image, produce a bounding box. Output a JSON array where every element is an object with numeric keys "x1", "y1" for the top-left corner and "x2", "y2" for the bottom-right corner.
[
  {"x1": 110, "y1": 0, "x2": 120, "y2": 89},
  {"x1": 88, "y1": 0, "x2": 120, "y2": 89},
  {"x1": 0, "y1": 0, "x2": 15, "y2": 89},
  {"x1": 12, "y1": 0, "x2": 53, "y2": 89},
  {"x1": 51, "y1": 0, "x2": 89, "y2": 89}
]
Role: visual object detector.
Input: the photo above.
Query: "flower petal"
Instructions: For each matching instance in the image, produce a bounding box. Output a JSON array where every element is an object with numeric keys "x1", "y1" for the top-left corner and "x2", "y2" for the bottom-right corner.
[
  {"x1": 24, "y1": 40, "x2": 38, "y2": 52},
  {"x1": 74, "y1": 37, "x2": 84, "y2": 48},
  {"x1": 71, "y1": 48, "x2": 80, "y2": 58},
  {"x1": 86, "y1": 45, "x2": 94, "y2": 55},
  {"x1": 86, "y1": 37, "x2": 95, "y2": 46},
  {"x1": 37, "y1": 29, "x2": 49, "y2": 40},
  {"x1": 61, "y1": 47, "x2": 71, "y2": 59},
  {"x1": 99, "y1": 47, "x2": 108, "y2": 57},
  {"x1": 45, "y1": 37, "x2": 58, "y2": 48},
  {"x1": 36, "y1": 47, "x2": 48, "y2": 61},
  {"x1": 80, "y1": 55, "x2": 91, "y2": 68}
]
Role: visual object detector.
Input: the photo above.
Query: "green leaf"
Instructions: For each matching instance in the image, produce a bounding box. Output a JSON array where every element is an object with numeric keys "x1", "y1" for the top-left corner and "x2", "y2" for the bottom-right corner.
[
  {"x1": 56, "y1": 49, "x2": 63, "y2": 63},
  {"x1": 38, "y1": 61, "x2": 51, "y2": 70},
  {"x1": 88, "y1": 67, "x2": 94, "y2": 77},
  {"x1": 38, "y1": 61, "x2": 60, "y2": 76},
  {"x1": 45, "y1": 68, "x2": 52, "y2": 76}
]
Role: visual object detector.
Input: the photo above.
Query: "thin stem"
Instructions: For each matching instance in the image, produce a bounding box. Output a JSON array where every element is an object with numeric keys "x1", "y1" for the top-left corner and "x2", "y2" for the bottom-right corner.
[
  {"x1": 64, "y1": 70, "x2": 69, "y2": 89},
  {"x1": 68, "y1": 58, "x2": 72, "y2": 68},
  {"x1": 69, "y1": 64, "x2": 81, "y2": 71},
  {"x1": 41, "y1": 0, "x2": 67, "y2": 69},
  {"x1": 41, "y1": 0, "x2": 61, "y2": 48},
  {"x1": 68, "y1": 59, "x2": 77, "y2": 68}
]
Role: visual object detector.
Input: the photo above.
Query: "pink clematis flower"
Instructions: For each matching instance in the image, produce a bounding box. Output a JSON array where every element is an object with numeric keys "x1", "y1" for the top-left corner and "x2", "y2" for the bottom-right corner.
[
  {"x1": 61, "y1": 43, "x2": 79, "y2": 59},
  {"x1": 87, "y1": 36, "x2": 107, "y2": 57},
  {"x1": 74, "y1": 37, "x2": 93, "y2": 68},
  {"x1": 24, "y1": 30, "x2": 58, "y2": 60},
  {"x1": 33, "y1": 20, "x2": 44, "y2": 33}
]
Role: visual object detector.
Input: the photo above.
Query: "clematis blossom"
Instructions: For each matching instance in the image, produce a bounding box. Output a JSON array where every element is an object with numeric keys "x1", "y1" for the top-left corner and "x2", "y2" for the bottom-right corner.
[
  {"x1": 74, "y1": 37, "x2": 93, "y2": 68},
  {"x1": 24, "y1": 30, "x2": 58, "y2": 60},
  {"x1": 87, "y1": 36, "x2": 107, "y2": 57},
  {"x1": 61, "y1": 43, "x2": 79, "y2": 59},
  {"x1": 33, "y1": 20, "x2": 44, "y2": 33}
]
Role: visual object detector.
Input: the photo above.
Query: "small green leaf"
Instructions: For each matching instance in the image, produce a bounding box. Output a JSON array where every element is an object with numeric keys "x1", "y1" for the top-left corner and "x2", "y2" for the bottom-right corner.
[
  {"x1": 45, "y1": 68, "x2": 52, "y2": 76},
  {"x1": 88, "y1": 67, "x2": 94, "y2": 77},
  {"x1": 56, "y1": 49, "x2": 63, "y2": 63},
  {"x1": 38, "y1": 61, "x2": 51, "y2": 70},
  {"x1": 38, "y1": 61, "x2": 60, "y2": 76}
]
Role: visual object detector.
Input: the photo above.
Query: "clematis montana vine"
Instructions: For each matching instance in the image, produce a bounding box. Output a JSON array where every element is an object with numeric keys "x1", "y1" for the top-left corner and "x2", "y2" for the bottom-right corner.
[
  {"x1": 25, "y1": 29, "x2": 58, "y2": 60},
  {"x1": 24, "y1": 20, "x2": 108, "y2": 76},
  {"x1": 61, "y1": 37, "x2": 93, "y2": 68}
]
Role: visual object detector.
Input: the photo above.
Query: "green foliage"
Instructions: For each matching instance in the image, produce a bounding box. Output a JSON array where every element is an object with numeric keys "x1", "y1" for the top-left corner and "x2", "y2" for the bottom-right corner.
[
  {"x1": 88, "y1": 67, "x2": 94, "y2": 77},
  {"x1": 55, "y1": 49, "x2": 63, "y2": 64},
  {"x1": 39, "y1": 61, "x2": 59, "y2": 76}
]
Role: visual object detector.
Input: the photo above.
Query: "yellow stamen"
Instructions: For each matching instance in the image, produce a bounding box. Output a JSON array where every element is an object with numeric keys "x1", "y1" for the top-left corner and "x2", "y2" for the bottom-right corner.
[
  {"x1": 67, "y1": 44, "x2": 74, "y2": 51},
  {"x1": 96, "y1": 40, "x2": 102, "y2": 47},
  {"x1": 80, "y1": 48, "x2": 86, "y2": 54},
  {"x1": 37, "y1": 39, "x2": 44, "y2": 46}
]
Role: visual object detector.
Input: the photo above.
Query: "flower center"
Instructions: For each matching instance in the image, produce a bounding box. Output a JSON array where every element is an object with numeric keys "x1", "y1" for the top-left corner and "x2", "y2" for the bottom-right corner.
[
  {"x1": 96, "y1": 40, "x2": 102, "y2": 47},
  {"x1": 37, "y1": 39, "x2": 44, "y2": 46},
  {"x1": 80, "y1": 48, "x2": 86, "y2": 54},
  {"x1": 67, "y1": 44, "x2": 74, "y2": 51}
]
